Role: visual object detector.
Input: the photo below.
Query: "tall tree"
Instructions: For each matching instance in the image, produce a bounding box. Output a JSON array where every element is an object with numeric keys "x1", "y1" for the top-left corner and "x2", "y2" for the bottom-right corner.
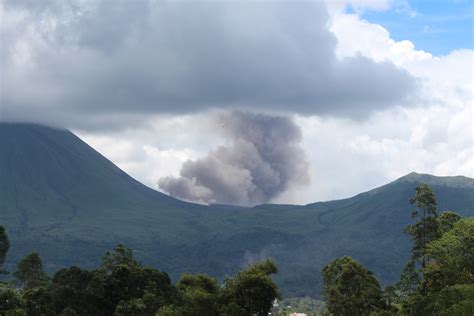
[
  {"x1": 14, "y1": 252, "x2": 49, "y2": 289},
  {"x1": 221, "y1": 259, "x2": 280, "y2": 316},
  {"x1": 0, "y1": 226, "x2": 9, "y2": 275},
  {"x1": 405, "y1": 184, "x2": 438, "y2": 268},
  {"x1": 322, "y1": 257, "x2": 386, "y2": 316}
]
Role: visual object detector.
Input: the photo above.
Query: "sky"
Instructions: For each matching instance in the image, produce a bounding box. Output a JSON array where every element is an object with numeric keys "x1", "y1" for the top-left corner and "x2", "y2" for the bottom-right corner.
[
  {"x1": 357, "y1": 0, "x2": 473, "y2": 55},
  {"x1": 1, "y1": 0, "x2": 473, "y2": 206}
]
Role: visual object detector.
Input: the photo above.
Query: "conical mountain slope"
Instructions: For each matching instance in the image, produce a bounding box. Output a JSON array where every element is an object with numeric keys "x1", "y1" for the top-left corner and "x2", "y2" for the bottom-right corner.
[{"x1": 1, "y1": 123, "x2": 194, "y2": 226}]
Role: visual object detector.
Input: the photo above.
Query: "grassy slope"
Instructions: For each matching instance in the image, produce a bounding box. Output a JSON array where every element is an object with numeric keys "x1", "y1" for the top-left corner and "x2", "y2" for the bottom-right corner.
[{"x1": 1, "y1": 123, "x2": 473, "y2": 297}]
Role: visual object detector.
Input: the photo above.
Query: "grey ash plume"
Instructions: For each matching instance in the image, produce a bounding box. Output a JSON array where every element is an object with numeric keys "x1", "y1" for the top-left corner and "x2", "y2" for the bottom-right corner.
[{"x1": 158, "y1": 111, "x2": 309, "y2": 206}]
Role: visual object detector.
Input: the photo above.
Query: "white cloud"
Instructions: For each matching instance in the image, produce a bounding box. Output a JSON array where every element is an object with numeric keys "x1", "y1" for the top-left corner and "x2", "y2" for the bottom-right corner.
[
  {"x1": 78, "y1": 133, "x2": 203, "y2": 192},
  {"x1": 76, "y1": 114, "x2": 218, "y2": 191},
  {"x1": 282, "y1": 102, "x2": 472, "y2": 203},
  {"x1": 272, "y1": 9, "x2": 473, "y2": 203},
  {"x1": 330, "y1": 11, "x2": 473, "y2": 104}
]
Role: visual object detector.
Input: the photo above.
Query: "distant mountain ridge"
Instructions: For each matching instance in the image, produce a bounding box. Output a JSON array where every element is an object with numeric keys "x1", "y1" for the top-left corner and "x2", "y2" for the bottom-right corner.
[
  {"x1": 1, "y1": 123, "x2": 473, "y2": 297},
  {"x1": 394, "y1": 171, "x2": 474, "y2": 188}
]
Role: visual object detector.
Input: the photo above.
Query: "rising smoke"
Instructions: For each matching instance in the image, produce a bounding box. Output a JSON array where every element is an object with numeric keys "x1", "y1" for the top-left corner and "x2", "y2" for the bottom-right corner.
[{"x1": 158, "y1": 111, "x2": 310, "y2": 206}]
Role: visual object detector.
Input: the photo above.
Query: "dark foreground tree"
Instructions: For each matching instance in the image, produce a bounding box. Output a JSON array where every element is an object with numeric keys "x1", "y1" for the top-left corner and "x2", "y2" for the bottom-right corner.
[
  {"x1": 166, "y1": 273, "x2": 221, "y2": 315},
  {"x1": 105, "y1": 265, "x2": 174, "y2": 315},
  {"x1": 322, "y1": 256, "x2": 386, "y2": 316},
  {"x1": 322, "y1": 256, "x2": 353, "y2": 298},
  {"x1": 220, "y1": 259, "x2": 280, "y2": 316},
  {"x1": 50, "y1": 266, "x2": 105, "y2": 315},
  {"x1": 0, "y1": 226, "x2": 9, "y2": 275},
  {"x1": 14, "y1": 252, "x2": 49, "y2": 289},
  {"x1": 0, "y1": 283, "x2": 26, "y2": 315},
  {"x1": 22, "y1": 285, "x2": 56, "y2": 316},
  {"x1": 98, "y1": 245, "x2": 174, "y2": 315}
]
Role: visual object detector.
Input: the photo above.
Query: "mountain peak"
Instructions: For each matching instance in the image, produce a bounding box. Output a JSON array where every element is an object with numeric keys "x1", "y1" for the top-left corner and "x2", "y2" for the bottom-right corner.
[{"x1": 395, "y1": 172, "x2": 474, "y2": 188}]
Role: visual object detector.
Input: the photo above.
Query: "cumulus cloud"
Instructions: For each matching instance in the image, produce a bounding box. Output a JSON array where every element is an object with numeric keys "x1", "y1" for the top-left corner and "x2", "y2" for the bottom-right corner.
[
  {"x1": 1, "y1": 0, "x2": 416, "y2": 129},
  {"x1": 271, "y1": 9, "x2": 474, "y2": 204},
  {"x1": 158, "y1": 111, "x2": 309, "y2": 206}
]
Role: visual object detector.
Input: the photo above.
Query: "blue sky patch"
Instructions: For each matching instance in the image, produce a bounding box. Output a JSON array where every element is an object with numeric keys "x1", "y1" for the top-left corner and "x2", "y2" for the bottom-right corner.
[{"x1": 352, "y1": 0, "x2": 473, "y2": 56}]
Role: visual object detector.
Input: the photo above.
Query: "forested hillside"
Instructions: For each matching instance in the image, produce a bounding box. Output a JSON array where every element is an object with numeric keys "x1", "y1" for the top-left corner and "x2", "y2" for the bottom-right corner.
[{"x1": 1, "y1": 123, "x2": 473, "y2": 296}]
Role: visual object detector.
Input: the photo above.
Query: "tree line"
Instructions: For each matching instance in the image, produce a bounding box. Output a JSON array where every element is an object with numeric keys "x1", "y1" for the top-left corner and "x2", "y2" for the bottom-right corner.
[
  {"x1": 1, "y1": 184, "x2": 473, "y2": 315},
  {"x1": 0, "y1": 240, "x2": 279, "y2": 315}
]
